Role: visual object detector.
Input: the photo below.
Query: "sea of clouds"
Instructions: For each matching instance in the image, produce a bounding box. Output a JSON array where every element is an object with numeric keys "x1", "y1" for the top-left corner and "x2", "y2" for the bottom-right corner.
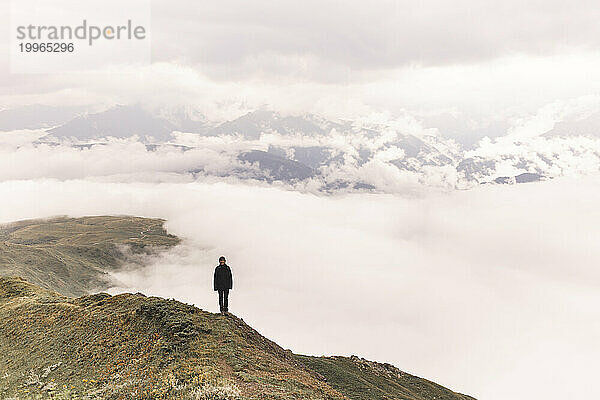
[
  {"x1": 1, "y1": 105, "x2": 599, "y2": 400},
  {"x1": 0, "y1": 164, "x2": 598, "y2": 400}
]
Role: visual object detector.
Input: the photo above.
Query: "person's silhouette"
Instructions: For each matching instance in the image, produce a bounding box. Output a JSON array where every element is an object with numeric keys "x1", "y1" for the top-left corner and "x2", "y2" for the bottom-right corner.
[{"x1": 213, "y1": 256, "x2": 233, "y2": 313}]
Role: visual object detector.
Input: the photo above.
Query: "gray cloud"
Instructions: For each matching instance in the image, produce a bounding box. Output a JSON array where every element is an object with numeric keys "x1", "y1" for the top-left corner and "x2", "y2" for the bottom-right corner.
[
  {"x1": 151, "y1": 0, "x2": 600, "y2": 81},
  {"x1": 2, "y1": 0, "x2": 600, "y2": 137}
]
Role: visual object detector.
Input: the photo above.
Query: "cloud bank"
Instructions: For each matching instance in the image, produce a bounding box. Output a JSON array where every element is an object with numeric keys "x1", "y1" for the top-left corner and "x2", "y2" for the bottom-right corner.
[{"x1": 0, "y1": 176, "x2": 598, "y2": 400}]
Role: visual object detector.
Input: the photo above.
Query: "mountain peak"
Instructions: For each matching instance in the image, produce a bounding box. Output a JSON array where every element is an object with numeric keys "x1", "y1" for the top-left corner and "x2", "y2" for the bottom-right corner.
[{"x1": 45, "y1": 105, "x2": 177, "y2": 142}]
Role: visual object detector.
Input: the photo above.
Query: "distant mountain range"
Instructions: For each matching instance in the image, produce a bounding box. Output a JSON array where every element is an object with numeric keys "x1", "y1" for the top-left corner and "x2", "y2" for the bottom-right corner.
[
  {"x1": 46, "y1": 105, "x2": 177, "y2": 142},
  {"x1": 3, "y1": 104, "x2": 600, "y2": 190},
  {"x1": 0, "y1": 105, "x2": 87, "y2": 130}
]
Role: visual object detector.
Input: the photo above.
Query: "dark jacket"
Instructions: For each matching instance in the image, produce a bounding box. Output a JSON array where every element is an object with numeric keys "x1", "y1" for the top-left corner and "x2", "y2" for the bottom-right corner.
[{"x1": 214, "y1": 264, "x2": 233, "y2": 291}]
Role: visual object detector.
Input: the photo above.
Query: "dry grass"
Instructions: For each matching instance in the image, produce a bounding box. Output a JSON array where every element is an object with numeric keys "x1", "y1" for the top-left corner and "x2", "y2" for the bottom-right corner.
[
  {"x1": 0, "y1": 277, "x2": 347, "y2": 400},
  {"x1": 0, "y1": 216, "x2": 180, "y2": 297}
]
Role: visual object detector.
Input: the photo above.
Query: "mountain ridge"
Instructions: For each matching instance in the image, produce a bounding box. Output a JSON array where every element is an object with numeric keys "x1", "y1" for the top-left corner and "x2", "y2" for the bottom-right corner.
[
  {"x1": 0, "y1": 215, "x2": 179, "y2": 297},
  {"x1": 0, "y1": 216, "x2": 477, "y2": 400},
  {"x1": 13, "y1": 105, "x2": 597, "y2": 189},
  {"x1": 0, "y1": 276, "x2": 476, "y2": 400}
]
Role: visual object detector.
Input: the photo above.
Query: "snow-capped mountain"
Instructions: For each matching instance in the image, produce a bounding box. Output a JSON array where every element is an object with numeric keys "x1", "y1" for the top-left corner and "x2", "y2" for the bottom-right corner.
[
  {"x1": 0, "y1": 105, "x2": 86, "y2": 130},
  {"x1": 45, "y1": 105, "x2": 178, "y2": 142},
  {"x1": 3, "y1": 104, "x2": 599, "y2": 191}
]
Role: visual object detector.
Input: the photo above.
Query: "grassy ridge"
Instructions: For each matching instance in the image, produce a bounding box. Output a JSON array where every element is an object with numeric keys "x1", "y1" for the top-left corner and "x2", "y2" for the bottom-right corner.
[
  {"x1": 0, "y1": 216, "x2": 179, "y2": 297},
  {"x1": 0, "y1": 216, "x2": 477, "y2": 400},
  {"x1": 0, "y1": 277, "x2": 346, "y2": 400},
  {"x1": 296, "y1": 355, "x2": 476, "y2": 400}
]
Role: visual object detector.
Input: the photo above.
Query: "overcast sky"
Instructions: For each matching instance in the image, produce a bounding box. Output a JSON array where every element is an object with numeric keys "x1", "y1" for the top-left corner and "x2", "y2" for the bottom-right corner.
[{"x1": 1, "y1": 0, "x2": 600, "y2": 134}]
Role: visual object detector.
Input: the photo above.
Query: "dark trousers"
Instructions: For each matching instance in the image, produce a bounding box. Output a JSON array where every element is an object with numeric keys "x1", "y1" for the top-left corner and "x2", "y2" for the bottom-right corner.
[{"x1": 218, "y1": 289, "x2": 229, "y2": 311}]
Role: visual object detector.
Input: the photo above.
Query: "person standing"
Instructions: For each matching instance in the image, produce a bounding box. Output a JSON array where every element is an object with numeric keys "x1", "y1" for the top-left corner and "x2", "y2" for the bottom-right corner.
[{"x1": 214, "y1": 256, "x2": 233, "y2": 313}]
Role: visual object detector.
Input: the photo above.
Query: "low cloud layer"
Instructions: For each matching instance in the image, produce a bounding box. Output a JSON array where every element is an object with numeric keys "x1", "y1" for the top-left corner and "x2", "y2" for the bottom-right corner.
[{"x1": 0, "y1": 176, "x2": 598, "y2": 400}]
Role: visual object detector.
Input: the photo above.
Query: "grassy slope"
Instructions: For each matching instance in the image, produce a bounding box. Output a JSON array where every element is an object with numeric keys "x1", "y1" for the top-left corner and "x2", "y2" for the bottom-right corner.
[
  {"x1": 0, "y1": 216, "x2": 476, "y2": 400},
  {"x1": 296, "y1": 355, "x2": 476, "y2": 400},
  {"x1": 0, "y1": 277, "x2": 345, "y2": 400},
  {"x1": 0, "y1": 216, "x2": 179, "y2": 297}
]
